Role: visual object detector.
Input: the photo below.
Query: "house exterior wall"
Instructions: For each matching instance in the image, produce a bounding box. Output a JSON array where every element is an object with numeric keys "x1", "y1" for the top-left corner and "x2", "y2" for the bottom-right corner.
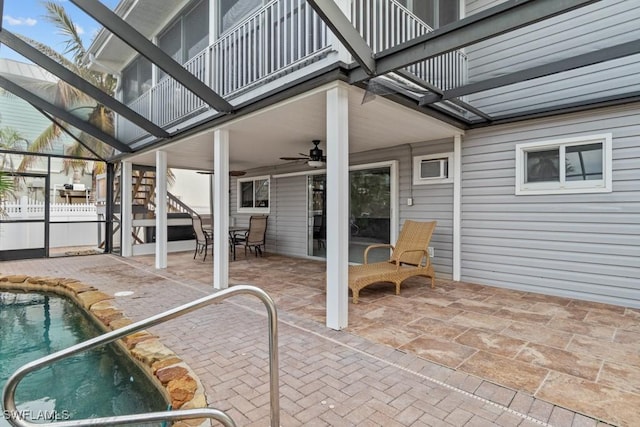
[
  {"x1": 464, "y1": 0, "x2": 640, "y2": 115},
  {"x1": 461, "y1": 103, "x2": 640, "y2": 307},
  {"x1": 230, "y1": 139, "x2": 456, "y2": 278}
]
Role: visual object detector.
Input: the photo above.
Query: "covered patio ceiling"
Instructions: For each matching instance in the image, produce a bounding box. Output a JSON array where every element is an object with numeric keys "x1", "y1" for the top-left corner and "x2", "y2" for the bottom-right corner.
[
  {"x1": 1, "y1": 0, "x2": 639, "y2": 164},
  {"x1": 123, "y1": 84, "x2": 461, "y2": 171}
]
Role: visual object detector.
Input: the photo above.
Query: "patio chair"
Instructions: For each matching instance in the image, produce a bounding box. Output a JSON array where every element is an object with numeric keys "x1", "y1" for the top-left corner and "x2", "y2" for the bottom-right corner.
[
  {"x1": 192, "y1": 215, "x2": 212, "y2": 261},
  {"x1": 313, "y1": 214, "x2": 325, "y2": 249},
  {"x1": 348, "y1": 220, "x2": 437, "y2": 303},
  {"x1": 232, "y1": 215, "x2": 268, "y2": 258}
]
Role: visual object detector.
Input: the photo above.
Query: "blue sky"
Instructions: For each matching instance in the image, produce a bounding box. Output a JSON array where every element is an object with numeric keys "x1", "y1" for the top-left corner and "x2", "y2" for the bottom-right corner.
[{"x1": 1, "y1": 0, "x2": 120, "y2": 62}]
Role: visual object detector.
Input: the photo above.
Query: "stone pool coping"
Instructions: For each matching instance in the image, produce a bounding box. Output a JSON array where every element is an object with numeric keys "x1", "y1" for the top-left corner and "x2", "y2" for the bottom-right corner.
[{"x1": 0, "y1": 274, "x2": 210, "y2": 427}]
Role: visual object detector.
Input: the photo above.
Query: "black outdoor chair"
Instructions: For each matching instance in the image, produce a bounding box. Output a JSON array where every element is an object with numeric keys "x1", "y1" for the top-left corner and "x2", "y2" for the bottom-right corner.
[{"x1": 232, "y1": 215, "x2": 268, "y2": 258}]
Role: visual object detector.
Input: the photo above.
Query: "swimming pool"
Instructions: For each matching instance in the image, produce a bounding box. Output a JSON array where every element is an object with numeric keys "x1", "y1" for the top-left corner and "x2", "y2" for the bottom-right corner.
[{"x1": 0, "y1": 291, "x2": 166, "y2": 425}]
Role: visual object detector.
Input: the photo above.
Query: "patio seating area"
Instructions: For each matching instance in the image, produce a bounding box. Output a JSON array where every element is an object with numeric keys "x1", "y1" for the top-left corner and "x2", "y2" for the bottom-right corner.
[{"x1": 1, "y1": 251, "x2": 637, "y2": 426}]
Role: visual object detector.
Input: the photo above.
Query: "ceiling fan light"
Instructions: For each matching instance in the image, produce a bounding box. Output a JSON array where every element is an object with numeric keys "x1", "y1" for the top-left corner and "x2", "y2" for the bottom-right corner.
[{"x1": 308, "y1": 160, "x2": 324, "y2": 168}]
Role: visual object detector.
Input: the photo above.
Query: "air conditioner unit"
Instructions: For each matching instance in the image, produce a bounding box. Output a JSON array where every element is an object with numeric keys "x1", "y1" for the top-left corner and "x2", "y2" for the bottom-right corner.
[{"x1": 419, "y1": 158, "x2": 448, "y2": 180}]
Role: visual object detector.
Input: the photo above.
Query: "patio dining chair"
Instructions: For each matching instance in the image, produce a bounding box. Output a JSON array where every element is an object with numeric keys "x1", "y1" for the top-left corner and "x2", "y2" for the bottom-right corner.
[
  {"x1": 348, "y1": 220, "x2": 437, "y2": 303},
  {"x1": 192, "y1": 215, "x2": 212, "y2": 261},
  {"x1": 232, "y1": 215, "x2": 268, "y2": 258}
]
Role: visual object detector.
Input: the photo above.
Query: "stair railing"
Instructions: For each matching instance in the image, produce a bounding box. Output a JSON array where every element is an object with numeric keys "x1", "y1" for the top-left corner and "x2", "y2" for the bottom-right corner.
[{"x1": 2, "y1": 285, "x2": 280, "y2": 427}]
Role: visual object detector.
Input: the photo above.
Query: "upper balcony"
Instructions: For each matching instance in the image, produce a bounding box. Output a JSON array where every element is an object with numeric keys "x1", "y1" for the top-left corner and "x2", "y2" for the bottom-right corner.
[{"x1": 116, "y1": 0, "x2": 467, "y2": 143}]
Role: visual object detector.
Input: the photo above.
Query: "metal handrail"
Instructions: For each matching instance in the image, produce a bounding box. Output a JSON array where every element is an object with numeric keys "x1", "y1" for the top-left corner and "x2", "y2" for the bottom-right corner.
[{"x1": 2, "y1": 285, "x2": 280, "y2": 427}]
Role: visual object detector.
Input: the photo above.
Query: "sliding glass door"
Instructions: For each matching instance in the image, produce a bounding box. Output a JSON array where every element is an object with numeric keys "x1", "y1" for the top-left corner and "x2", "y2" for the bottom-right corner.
[{"x1": 308, "y1": 164, "x2": 394, "y2": 263}]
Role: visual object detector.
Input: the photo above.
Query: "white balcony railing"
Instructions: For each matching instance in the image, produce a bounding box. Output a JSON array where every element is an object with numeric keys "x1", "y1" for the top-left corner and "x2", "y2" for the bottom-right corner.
[
  {"x1": 352, "y1": 0, "x2": 467, "y2": 90},
  {"x1": 212, "y1": 0, "x2": 330, "y2": 97},
  {"x1": 117, "y1": 0, "x2": 467, "y2": 142}
]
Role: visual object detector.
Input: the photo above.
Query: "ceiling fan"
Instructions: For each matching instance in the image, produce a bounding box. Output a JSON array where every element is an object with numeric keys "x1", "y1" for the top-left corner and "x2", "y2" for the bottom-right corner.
[{"x1": 280, "y1": 140, "x2": 326, "y2": 168}]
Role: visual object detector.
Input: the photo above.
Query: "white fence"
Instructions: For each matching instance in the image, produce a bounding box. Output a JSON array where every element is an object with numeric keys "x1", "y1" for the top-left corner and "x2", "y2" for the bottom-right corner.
[{"x1": 0, "y1": 201, "x2": 102, "y2": 250}]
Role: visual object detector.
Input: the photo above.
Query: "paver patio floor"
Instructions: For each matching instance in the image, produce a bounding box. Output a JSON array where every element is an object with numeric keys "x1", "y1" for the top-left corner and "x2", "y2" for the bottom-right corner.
[{"x1": 2, "y1": 251, "x2": 638, "y2": 426}]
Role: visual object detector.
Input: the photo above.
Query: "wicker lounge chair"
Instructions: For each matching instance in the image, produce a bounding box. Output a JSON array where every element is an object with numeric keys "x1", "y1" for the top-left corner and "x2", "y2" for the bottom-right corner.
[{"x1": 348, "y1": 220, "x2": 437, "y2": 303}]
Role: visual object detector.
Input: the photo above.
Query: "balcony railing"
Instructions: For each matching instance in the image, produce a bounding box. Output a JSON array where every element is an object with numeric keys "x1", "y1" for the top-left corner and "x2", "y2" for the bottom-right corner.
[
  {"x1": 352, "y1": 0, "x2": 467, "y2": 90},
  {"x1": 117, "y1": 0, "x2": 467, "y2": 142},
  {"x1": 213, "y1": 0, "x2": 330, "y2": 97}
]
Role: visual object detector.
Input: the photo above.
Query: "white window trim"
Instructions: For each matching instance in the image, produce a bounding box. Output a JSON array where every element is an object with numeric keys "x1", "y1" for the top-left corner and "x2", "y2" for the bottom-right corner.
[
  {"x1": 515, "y1": 133, "x2": 613, "y2": 195},
  {"x1": 413, "y1": 152, "x2": 454, "y2": 185},
  {"x1": 237, "y1": 175, "x2": 270, "y2": 213}
]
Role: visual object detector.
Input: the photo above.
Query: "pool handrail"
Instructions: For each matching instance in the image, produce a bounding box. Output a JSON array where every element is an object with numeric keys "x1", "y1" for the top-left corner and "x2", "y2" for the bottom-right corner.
[{"x1": 2, "y1": 284, "x2": 279, "y2": 427}]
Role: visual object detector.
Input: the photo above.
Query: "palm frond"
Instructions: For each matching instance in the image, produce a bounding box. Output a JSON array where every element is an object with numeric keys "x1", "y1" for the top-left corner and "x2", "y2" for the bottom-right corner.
[
  {"x1": 0, "y1": 171, "x2": 15, "y2": 217},
  {"x1": 16, "y1": 123, "x2": 62, "y2": 172},
  {"x1": 43, "y1": 1, "x2": 86, "y2": 65}
]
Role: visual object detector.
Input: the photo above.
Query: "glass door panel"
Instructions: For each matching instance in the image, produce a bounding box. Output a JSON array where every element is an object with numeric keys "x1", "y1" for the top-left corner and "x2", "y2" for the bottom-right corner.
[
  {"x1": 307, "y1": 166, "x2": 392, "y2": 263},
  {"x1": 350, "y1": 167, "x2": 391, "y2": 263},
  {"x1": 0, "y1": 174, "x2": 47, "y2": 260}
]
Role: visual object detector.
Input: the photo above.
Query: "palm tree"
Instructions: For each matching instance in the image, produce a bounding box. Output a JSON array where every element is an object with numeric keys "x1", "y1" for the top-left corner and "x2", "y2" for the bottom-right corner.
[
  {"x1": 16, "y1": 1, "x2": 117, "y2": 182},
  {"x1": 0, "y1": 125, "x2": 29, "y2": 171},
  {"x1": 0, "y1": 171, "x2": 14, "y2": 217}
]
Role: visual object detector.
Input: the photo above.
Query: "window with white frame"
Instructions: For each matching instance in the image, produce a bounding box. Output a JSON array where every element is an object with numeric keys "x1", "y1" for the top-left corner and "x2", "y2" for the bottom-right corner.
[
  {"x1": 157, "y1": 0, "x2": 209, "y2": 81},
  {"x1": 515, "y1": 134, "x2": 612, "y2": 195},
  {"x1": 397, "y1": 0, "x2": 460, "y2": 29},
  {"x1": 237, "y1": 176, "x2": 270, "y2": 213},
  {"x1": 413, "y1": 152, "x2": 454, "y2": 185},
  {"x1": 122, "y1": 56, "x2": 152, "y2": 104}
]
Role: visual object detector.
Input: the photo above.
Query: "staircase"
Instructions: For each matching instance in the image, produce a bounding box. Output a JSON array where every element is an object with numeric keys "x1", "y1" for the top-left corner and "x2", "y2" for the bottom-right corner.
[{"x1": 107, "y1": 165, "x2": 204, "y2": 249}]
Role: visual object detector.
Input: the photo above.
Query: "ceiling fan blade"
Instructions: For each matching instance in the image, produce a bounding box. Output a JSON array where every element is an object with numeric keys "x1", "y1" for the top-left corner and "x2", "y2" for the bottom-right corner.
[
  {"x1": 280, "y1": 156, "x2": 309, "y2": 161},
  {"x1": 197, "y1": 170, "x2": 247, "y2": 176}
]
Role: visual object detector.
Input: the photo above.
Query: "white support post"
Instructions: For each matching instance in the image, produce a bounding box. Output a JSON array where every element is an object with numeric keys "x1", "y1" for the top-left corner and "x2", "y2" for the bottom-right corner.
[
  {"x1": 453, "y1": 134, "x2": 462, "y2": 281},
  {"x1": 325, "y1": 85, "x2": 349, "y2": 330},
  {"x1": 121, "y1": 161, "x2": 133, "y2": 257},
  {"x1": 155, "y1": 151, "x2": 168, "y2": 269},
  {"x1": 213, "y1": 129, "x2": 230, "y2": 290}
]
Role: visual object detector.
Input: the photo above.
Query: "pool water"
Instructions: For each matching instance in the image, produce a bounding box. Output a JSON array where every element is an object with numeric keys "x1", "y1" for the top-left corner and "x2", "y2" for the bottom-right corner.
[{"x1": 0, "y1": 291, "x2": 166, "y2": 425}]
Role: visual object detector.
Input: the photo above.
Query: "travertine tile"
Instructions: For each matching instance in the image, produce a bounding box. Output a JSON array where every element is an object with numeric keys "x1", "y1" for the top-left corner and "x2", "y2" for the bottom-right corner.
[
  {"x1": 568, "y1": 335, "x2": 640, "y2": 367},
  {"x1": 528, "y1": 302, "x2": 589, "y2": 321},
  {"x1": 448, "y1": 298, "x2": 502, "y2": 315},
  {"x1": 459, "y1": 351, "x2": 548, "y2": 394},
  {"x1": 448, "y1": 312, "x2": 512, "y2": 333},
  {"x1": 516, "y1": 343, "x2": 602, "y2": 380},
  {"x1": 454, "y1": 329, "x2": 527, "y2": 358},
  {"x1": 406, "y1": 317, "x2": 469, "y2": 340},
  {"x1": 537, "y1": 372, "x2": 640, "y2": 427},
  {"x1": 584, "y1": 311, "x2": 640, "y2": 332},
  {"x1": 399, "y1": 335, "x2": 477, "y2": 368},
  {"x1": 613, "y1": 328, "x2": 640, "y2": 345},
  {"x1": 598, "y1": 361, "x2": 640, "y2": 394},
  {"x1": 502, "y1": 321, "x2": 573, "y2": 349},
  {"x1": 546, "y1": 317, "x2": 616, "y2": 341}
]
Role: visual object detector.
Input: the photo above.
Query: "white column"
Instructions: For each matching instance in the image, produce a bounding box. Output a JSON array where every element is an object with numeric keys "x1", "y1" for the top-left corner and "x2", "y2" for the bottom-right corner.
[
  {"x1": 453, "y1": 134, "x2": 462, "y2": 281},
  {"x1": 213, "y1": 129, "x2": 230, "y2": 290},
  {"x1": 325, "y1": 85, "x2": 349, "y2": 330},
  {"x1": 155, "y1": 151, "x2": 168, "y2": 269},
  {"x1": 121, "y1": 161, "x2": 133, "y2": 257}
]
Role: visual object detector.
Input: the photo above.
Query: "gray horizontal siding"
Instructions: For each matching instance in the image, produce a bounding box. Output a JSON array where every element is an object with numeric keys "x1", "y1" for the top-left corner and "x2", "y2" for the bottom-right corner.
[
  {"x1": 271, "y1": 176, "x2": 308, "y2": 256},
  {"x1": 461, "y1": 104, "x2": 640, "y2": 308},
  {"x1": 464, "y1": 0, "x2": 640, "y2": 115},
  {"x1": 356, "y1": 141, "x2": 455, "y2": 278}
]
